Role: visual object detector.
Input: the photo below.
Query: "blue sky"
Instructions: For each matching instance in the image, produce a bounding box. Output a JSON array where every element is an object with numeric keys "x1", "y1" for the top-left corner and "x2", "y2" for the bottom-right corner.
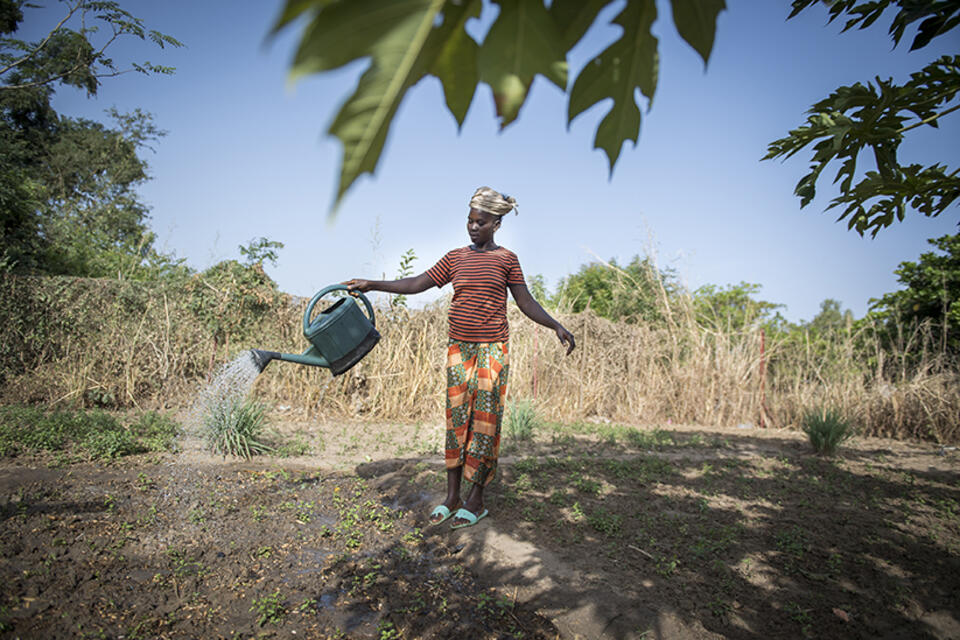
[{"x1": 28, "y1": 0, "x2": 960, "y2": 322}]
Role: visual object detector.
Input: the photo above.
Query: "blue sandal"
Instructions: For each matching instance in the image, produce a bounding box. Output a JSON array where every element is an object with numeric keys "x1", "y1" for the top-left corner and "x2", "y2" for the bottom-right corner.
[
  {"x1": 429, "y1": 504, "x2": 457, "y2": 525},
  {"x1": 450, "y1": 507, "x2": 488, "y2": 530}
]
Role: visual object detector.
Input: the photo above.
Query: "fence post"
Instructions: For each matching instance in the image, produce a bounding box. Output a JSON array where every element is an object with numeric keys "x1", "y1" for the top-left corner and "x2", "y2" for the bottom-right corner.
[
  {"x1": 533, "y1": 325, "x2": 539, "y2": 400},
  {"x1": 759, "y1": 328, "x2": 767, "y2": 428}
]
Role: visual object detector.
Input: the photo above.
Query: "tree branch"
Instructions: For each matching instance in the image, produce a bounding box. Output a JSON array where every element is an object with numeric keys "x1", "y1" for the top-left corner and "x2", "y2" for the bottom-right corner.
[
  {"x1": 896, "y1": 102, "x2": 960, "y2": 134},
  {"x1": 0, "y1": 3, "x2": 80, "y2": 77}
]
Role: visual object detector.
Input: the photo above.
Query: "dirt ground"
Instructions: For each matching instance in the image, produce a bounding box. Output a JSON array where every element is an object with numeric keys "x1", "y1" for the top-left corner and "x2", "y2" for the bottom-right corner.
[{"x1": 1, "y1": 418, "x2": 959, "y2": 639}]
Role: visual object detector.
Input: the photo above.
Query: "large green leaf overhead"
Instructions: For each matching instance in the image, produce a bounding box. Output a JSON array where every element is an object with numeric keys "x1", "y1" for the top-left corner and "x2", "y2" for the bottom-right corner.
[
  {"x1": 288, "y1": 0, "x2": 445, "y2": 210},
  {"x1": 428, "y1": 0, "x2": 482, "y2": 128},
  {"x1": 670, "y1": 0, "x2": 725, "y2": 66},
  {"x1": 568, "y1": 0, "x2": 659, "y2": 172},
  {"x1": 275, "y1": 0, "x2": 728, "y2": 213},
  {"x1": 478, "y1": 0, "x2": 567, "y2": 128}
]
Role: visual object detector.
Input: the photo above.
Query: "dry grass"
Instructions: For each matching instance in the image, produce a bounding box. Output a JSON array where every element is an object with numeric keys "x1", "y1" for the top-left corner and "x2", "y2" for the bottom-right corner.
[{"x1": 1, "y1": 274, "x2": 957, "y2": 443}]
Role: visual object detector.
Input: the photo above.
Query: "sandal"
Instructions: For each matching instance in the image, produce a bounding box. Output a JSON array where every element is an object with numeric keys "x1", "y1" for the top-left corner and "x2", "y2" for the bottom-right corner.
[
  {"x1": 450, "y1": 507, "x2": 488, "y2": 530},
  {"x1": 429, "y1": 504, "x2": 458, "y2": 525}
]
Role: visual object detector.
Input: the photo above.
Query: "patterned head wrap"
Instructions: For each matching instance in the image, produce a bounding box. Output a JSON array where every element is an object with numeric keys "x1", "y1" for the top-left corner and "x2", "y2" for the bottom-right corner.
[{"x1": 469, "y1": 186, "x2": 518, "y2": 217}]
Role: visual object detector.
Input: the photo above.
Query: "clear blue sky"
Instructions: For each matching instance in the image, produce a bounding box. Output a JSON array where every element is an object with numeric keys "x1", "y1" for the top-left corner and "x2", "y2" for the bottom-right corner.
[{"x1": 27, "y1": 0, "x2": 960, "y2": 323}]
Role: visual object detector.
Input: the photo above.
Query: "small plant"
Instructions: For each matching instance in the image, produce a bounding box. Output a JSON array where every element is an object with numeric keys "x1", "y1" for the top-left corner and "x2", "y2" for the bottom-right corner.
[
  {"x1": 587, "y1": 507, "x2": 623, "y2": 537},
  {"x1": 250, "y1": 589, "x2": 287, "y2": 626},
  {"x1": 802, "y1": 408, "x2": 855, "y2": 456},
  {"x1": 505, "y1": 398, "x2": 538, "y2": 441},
  {"x1": 390, "y1": 248, "x2": 418, "y2": 309},
  {"x1": 202, "y1": 397, "x2": 273, "y2": 459}
]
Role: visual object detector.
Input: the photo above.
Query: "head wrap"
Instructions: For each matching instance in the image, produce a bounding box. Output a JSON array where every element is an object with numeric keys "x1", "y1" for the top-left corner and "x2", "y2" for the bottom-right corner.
[{"x1": 469, "y1": 186, "x2": 518, "y2": 217}]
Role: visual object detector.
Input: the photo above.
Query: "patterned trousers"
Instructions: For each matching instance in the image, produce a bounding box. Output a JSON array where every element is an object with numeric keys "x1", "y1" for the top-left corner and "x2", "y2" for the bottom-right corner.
[{"x1": 445, "y1": 339, "x2": 509, "y2": 486}]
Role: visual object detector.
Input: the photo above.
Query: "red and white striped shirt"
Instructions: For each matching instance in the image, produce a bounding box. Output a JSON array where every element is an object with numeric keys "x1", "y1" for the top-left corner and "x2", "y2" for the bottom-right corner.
[{"x1": 426, "y1": 246, "x2": 525, "y2": 342}]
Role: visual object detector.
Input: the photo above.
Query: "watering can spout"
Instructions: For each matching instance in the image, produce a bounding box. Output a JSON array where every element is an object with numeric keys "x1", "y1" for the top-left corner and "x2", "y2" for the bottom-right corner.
[{"x1": 250, "y1": 349, "x2": 280, "y2": 373}]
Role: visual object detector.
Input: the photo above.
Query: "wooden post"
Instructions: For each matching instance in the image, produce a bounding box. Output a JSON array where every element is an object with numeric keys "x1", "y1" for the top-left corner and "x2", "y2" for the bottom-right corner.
[
  {"x1": 532, "y1": 326, "x2": 539, "y2": 400},
  {"x1": 759, "y1": 328, "x2": 767, "y2": 428}
]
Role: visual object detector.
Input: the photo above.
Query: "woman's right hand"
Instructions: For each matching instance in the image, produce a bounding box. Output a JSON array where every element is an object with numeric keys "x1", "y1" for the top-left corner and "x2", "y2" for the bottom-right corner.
[{"x1": 342, "y1": 278, "x2": 372, "y2": 294}]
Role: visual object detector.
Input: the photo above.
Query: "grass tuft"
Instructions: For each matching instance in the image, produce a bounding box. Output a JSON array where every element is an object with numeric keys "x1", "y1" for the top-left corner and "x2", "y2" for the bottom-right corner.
[
  {"x1": 505, "y1": 398, "x2": 538, "y2": 442},
  {"x1": 802, "y1": 408, "x2": 854, "y2": 456},
  {"x1": 202, "y1": 397, "x2": 273, "y2": 459}
]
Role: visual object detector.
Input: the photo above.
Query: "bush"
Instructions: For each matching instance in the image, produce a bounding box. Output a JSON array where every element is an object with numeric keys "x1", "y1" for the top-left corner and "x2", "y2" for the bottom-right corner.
[
  {"x1": 505, "y1": 399, "x2": 538, "y2": 442},
  {"x1": 0, "y1": 405, "x2": 181, "y2": 459},
  {"x1": 802, "y1": 408, "x2": 855, "y2": 455},
  {"x1": 202, "y1": 397, "x2": 272, "y2": 459}
]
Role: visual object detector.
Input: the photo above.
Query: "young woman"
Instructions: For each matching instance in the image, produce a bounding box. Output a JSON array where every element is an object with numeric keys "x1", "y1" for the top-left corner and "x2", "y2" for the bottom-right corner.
[{"x1": 345, "y1": 187, "x2": 575, "y2": 529}]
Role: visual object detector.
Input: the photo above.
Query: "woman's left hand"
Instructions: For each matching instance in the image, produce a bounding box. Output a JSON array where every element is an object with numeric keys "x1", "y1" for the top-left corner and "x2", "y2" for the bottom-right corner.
[{"x1": 556, "y1": 325, "x2": 576, "y2": 355}]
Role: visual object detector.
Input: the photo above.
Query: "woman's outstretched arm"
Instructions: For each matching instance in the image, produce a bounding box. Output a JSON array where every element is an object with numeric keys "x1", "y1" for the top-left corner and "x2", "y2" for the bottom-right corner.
[
  {"x1": 509, "y1": 282, "x2": 576, "y2": 354},
  {"x1": 344, "y1": 272, "x2": 435, "y2": 295}
]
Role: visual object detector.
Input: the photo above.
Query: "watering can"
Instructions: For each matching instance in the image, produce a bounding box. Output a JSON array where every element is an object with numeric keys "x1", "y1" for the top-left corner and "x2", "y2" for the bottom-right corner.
[{"x1": 250, "y1": 284, "x2": 379, "y2": 376}]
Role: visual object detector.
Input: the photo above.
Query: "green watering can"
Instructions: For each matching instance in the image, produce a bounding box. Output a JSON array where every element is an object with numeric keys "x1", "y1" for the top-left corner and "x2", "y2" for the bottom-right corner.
[{"x1": 250, "y1": 284, "x2": 380, "y2": 377}]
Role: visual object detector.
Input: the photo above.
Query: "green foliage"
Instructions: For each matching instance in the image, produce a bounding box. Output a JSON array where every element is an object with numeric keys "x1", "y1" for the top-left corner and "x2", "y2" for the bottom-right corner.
[
  {"x1": 239, "y1": 237, "x2": 285, "y2": 268},
  {"x1": 186, "y1": 259, "x2": 282, "y2": 344},
  {"x1": 250, "y1": 590, "x2": 287, "y2": 627},
  {"x1": 767, "y1": 2, "x2": 959, "y2": 236},
  {"x1": 506, "y1": 398, "x2": 538, "y2": 441},
  {"x1": 693, "y1": 281, "x2": 782, "y2": 332},
  {"x1": 802, "y1": 407, "x2": 855, "y2": 456},
  {"x1": 391, "y1": 248, "x2": 417, "y2": 309},
  {"x1": 556, "y1": 255, "x2": 677, "y2": 324},
  {"x1": 0, "y1": 405, "x2": 180, "y2": 459},
  {"x1": 807, "y1": 299, "x2": 853, "y2": 334},
  {"x1": 527, "y1": 273, "x2": 551, "y2": 307},
  {"x1": 202, "y1": 397, "x2": 273, "y2": 459},
  {"x1": 273, "y1": 0, "x2": 725, "y2": 211},
  {"x1": 868, "y1": 233, "x2": 959, "y2": 353},
  {"x1": 0, "y1": 1, "x2": 183, "y2": 96},
  {"x1": 1, "y1": 2, "x2": 183, "y2": 278}
]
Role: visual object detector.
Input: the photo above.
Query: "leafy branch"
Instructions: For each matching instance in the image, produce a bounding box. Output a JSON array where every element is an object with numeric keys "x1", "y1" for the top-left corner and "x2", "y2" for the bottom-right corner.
[
  {"x1": 273, "y1": 0, "x2": 726, "y2": 213},
  {"x1": 0, "y1": 0, "x2": 183, "y2": 96},
  {"x1": 767, "y1": 1, "x2": 960, "y2": 236},
  {"x1": 765, "y1": 54, "x2": 960, "y2": 237}
]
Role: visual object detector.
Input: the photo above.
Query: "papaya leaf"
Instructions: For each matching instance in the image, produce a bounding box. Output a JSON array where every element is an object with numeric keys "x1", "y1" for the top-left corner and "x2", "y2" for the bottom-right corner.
[
  {"x1": 765, "y1": 55, "x2": 960, "y2": 236},
  {"x1": 568, "y1": 0, "x2": 658, "y2": 174},
  {"x1": 669, "y1": 0, "x2": 725, "y2": 67},
  {"x1": 478, "y1": 0, "x2": 567, "y2": 129},
  {"x1": 427, "y1": 0, "x2": 482, "y2": 128},
  {"x1": 548, "y1": 0, "x2": 611, "y2": 51},
  {"x1": 292, "y1": 0, "x2": 446, "y2": 211},
  {"x1": 270, "y1": 0, "x2": 338, "y2": 35},
  {"x1": 289, "y1": 0, "x2": 436, "y2": 79}
]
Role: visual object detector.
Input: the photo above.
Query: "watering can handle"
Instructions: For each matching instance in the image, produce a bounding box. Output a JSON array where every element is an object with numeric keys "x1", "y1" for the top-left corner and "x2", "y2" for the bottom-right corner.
[{"x1": 303, "y1": 284, "x2": 376, "y2": 333}]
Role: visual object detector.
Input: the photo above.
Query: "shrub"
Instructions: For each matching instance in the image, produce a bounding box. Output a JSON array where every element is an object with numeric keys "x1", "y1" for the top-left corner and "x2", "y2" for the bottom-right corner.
[
  {"x1": 0, "y1": 406, "x2": 180, "y2": 459},
  {"x1": 202, "y1": 397, "x2": 272, "y2": 459},
  {"x1": 506, "y1": 398, "x2": 538, "y2": 441},
  {"x1": 802, "y1": 408, "x2": 855, "y2": 455},
  {"x1": 134, "y1": 411, "x2": 181, "y2": 453}
]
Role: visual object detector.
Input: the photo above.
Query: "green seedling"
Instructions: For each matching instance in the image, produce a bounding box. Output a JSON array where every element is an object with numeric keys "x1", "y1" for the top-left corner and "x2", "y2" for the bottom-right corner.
[{"x1": 250, "y1": 590, "x2": 286, "y2": 626}]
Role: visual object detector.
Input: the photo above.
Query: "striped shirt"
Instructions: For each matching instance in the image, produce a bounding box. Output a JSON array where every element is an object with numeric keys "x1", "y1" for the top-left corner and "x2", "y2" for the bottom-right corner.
[{"x1": 426, "y1": 246, "x2": 525, "y2": 342}]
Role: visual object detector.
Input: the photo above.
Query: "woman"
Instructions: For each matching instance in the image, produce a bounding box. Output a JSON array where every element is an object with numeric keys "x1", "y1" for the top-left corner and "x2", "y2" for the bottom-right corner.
[{"x1": 345, "y1": 187, "x2": 575, "y2": 529}]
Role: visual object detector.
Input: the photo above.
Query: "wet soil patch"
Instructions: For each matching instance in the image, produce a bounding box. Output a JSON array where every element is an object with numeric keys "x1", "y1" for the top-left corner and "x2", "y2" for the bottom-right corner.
[{"x1": 0, "y1": 458, "x2": 555, "y2": 639}]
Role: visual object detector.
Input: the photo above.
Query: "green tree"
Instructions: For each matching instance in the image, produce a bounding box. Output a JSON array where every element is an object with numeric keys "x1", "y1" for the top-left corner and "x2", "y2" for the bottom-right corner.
[
  {"x1": 555, "y1": 255, "x2": 678, "y2": 324},
  {"x1": 692, "y1": 281, "x2": 783, "y2": 332},
  {"x1": 1, "y1": 0, "x2": 182, "y2": 278},
  {"x1": 868, "y1": 233, "x2": 960, "y2": 352},
  {"x1": 240, "y1": 237, "x2": 285, "y2": 268},
  {"x1": 765, "y1": 1, "x2": 959, "y2": 236},
  {"x1": 527, "y1": 273, "x2": 551, "y2": 308},
  {"x1": 807, "y1": 298, "x2": 853, "y2": 334},
  {"x1": 272, "y1": 0, "x2": 725, "y2": 212}
]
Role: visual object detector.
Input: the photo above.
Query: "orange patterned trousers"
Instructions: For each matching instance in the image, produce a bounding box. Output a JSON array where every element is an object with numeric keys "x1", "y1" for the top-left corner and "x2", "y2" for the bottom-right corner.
[{"x1": 445, "y1": 340, "x2": 509, "y2": 486}]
